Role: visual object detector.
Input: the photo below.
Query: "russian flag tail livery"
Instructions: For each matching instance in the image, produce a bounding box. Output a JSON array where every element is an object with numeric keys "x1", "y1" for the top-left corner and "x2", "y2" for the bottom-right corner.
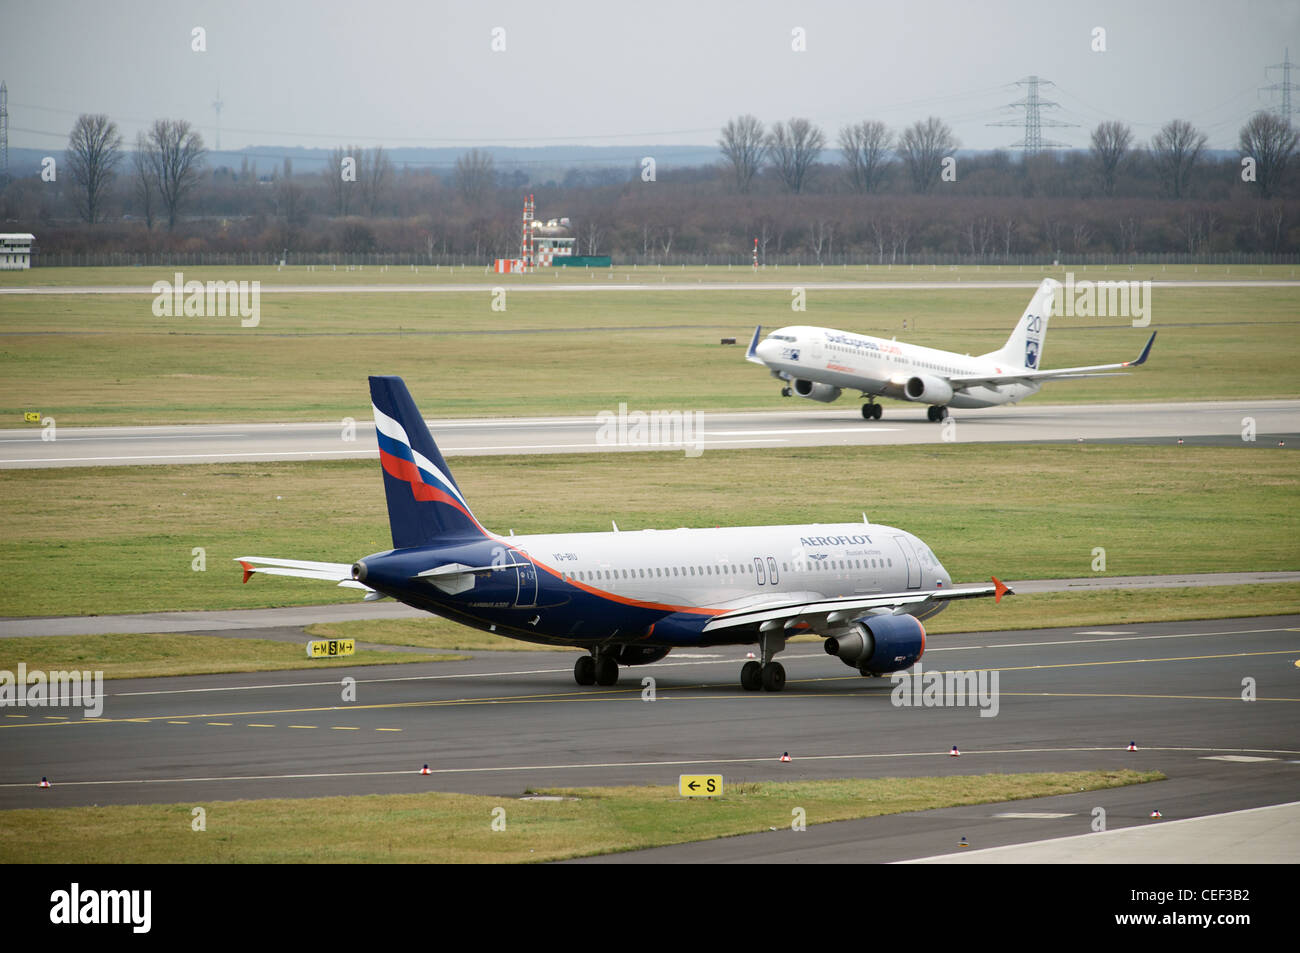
[{"x1": 369, "y1": 375, "x2": 487, "y2": 549}]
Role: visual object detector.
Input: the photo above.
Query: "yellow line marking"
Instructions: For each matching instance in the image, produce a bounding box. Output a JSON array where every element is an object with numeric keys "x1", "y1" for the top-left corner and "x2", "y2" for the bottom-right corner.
[
  {"x1": 331, "y1": 726, "x2": 360, "y2": 731},
  {"x1": 246, "y1": 723, "x2": 275, "y2": 728},
  {"x1": 44, "y1": 716, "x2": 68, "y2": 720},
  {"x1": 288, "y1": 725, "x2": 316, "y2": 729},
  {"x1": 207, "y1": 722, "x2": 232, "y2": 726},
  {"x1": 1, "y1": 649, "x2": 1294, "y2": 727},
  {"x1": 167, "y1": 720, "x2": 189, "y2": 724},
  {"x1": 375, "y1": 727, "x2": 402, "y2": 732},
  {"x1": 4, "y1": 714, "x2": 27, "y2": 718}
]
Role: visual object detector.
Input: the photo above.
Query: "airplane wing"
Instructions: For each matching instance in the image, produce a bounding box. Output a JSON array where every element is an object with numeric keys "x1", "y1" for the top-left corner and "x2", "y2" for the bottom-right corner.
[
  {"x1": 702, "y1": 578, "x2": 1011, "y2": 635},
  {"x1": 949, "y1": 332, "x2": 1155, "y2": 389},
  {"x1": 235, "y1": 556, "x2": 373, "y2": 592}
]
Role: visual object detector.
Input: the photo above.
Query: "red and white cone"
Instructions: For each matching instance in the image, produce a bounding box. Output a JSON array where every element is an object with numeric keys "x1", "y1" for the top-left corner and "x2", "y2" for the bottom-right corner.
[
  {"x1": 39, "y1": 777, "x2": 50, "y2": 788},
  {"x1": 746, "y1": 652, "x2": 756, "y2": 659},
  {"x1": 1149, "y1": 809, "x2": 1162, "y2": 818},
  {"x1": 1127, "y1": 741, "x2": 1138, "y2": 751},
  {"x1": 779, "y1": 752, "x2": 791, "y2": 762},
  {"x1": 419, "y1": 764, "x2": 431, "y2": 775},
  {"x1": 950, "y1": 745, "x2": 961, "y2": 757}
]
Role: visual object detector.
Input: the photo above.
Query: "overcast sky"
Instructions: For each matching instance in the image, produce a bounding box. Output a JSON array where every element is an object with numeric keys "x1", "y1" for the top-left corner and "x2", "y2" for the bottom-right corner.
[{"x1": 4, "y1": 0, "x2": 1297, "y2": 157}]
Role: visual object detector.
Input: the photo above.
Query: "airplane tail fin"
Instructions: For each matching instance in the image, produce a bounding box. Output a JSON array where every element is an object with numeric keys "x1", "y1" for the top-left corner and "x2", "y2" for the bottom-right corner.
[
  {"x1": 982, "y1": 278, "x2": 1060, "y2": 371},
  {"x1": 369, "y1": 375, "x2": 487, "y2": 549}
]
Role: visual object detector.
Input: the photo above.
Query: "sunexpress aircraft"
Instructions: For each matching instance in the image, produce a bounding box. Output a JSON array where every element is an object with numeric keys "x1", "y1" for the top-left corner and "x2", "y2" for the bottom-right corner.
[{"x1": 239, "y1": 377, "x2": 1010, "y2": 692}]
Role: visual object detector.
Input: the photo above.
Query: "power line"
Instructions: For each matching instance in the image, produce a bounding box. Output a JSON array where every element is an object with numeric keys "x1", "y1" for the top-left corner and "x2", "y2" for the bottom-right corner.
[{"x1": 987, "y1": 75, "x2": 1077, "y2": 153}]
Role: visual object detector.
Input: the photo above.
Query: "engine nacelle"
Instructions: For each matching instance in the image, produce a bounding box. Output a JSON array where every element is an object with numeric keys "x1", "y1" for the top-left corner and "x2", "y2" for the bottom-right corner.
[
  {"x1": 823, "y1": 613, "x2": 926, "y2": 674},
  {"x1": 793, "y1": 379, "x2": 842, "y2": 403},
  {"x1": 904, "y1": 374, "x2": 953, "y2": 405},
  {"x1": 613, "y1": 645, "x2": 671, "y2": 666}
]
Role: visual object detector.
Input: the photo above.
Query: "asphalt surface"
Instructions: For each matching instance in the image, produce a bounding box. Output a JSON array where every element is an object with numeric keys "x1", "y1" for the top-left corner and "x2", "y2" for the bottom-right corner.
[
  {"x1": 2, "y1": 399, "x2": 1297, "y2": 468},
  {"x1": 3, "y1": 572, "x2": 1298, "y2": 638},
  {"x1": 2, "y1": 615, "x2": 1296, "y2": 863}
]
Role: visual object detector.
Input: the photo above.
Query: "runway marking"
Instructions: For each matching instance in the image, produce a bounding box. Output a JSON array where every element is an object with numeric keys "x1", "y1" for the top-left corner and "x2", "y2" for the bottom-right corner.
[
  {"x1": 994, "y1": 812, "x2": 1076, "y2": 819},
  {"x1": 166, "y1": 720, "x2": 189, "y2": 725},
  {"x1": 4, "y1": 745, "x2": 1299, "y2": 791},
  {"x1": 1200, "y1": 755, "x2": 1279, "y2": 762},
  {"x1": 4, "y1": 649, "x2": 1296, "y2": 728},
  {"x1": 102, "y1": 627, "x2": 1297, "y2": 699},
  {"x1": 247, "y1": 723, "x2": 275, "y2": 728},
  {"x1": 207, "y1": 722, "x2": 232, "y2": 726},
  {"x1": 288, "y1": 725, "x2": 316, "y2": 729}
]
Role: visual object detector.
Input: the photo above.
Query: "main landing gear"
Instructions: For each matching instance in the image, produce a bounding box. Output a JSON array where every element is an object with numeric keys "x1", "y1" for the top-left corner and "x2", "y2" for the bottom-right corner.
[
  {"x1": 574, "y1": 652, "x2": 619, "y2": 687},
  {"x1": 926, "y1": 405, "x2": 949, "y2": 422},
  {"x1": 740, "y1": 631, "x2": 787, "y2": 692},
  {"x1": 860, "y1": 399, "x2": 883, "y2": 420},
  {"x1": 780, "y1": 385, "x2": 792, "y2": 397}
]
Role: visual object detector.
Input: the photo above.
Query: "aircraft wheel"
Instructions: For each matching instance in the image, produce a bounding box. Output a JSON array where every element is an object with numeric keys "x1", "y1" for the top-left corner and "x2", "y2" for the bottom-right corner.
[
  {"x1": 935, "y1": 406, "x2": 949, "y2": 421},
  {"x1": 926, "y1": 405, "x2": 938, "y2": 422},
  {"x1": 781, "y1": 386, "x2": 792, "y2": 397},
  {"x1": 594, "y1": 656, "x2": 619, "y2": 686},
  {"x1": 761, "y1": 662, "x2": 786, "y2": 692},
  {"x1": 740, "y1": 660, "x2": 763, "y2": 691},
  {"x1": 872, "y1": 403, "x2": 883, "y2": 419},
  {"x1": 574, "y1": 655, "x2": 596, "y2": 686},
  {"x1": 861, "y1": 403, "x2": 873, "y2": 420}
]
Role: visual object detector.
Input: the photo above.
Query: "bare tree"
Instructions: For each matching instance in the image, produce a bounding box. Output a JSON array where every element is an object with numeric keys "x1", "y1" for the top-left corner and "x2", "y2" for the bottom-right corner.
[
  {"x1": 143, "y1": 119, "x2": 206, "y2": 230},
  {"x1": 1238, "y1": 111, "x2": 1300, "y2": 199},
  {"x1": 839, "y1": 120, "x2": 893, "y2": 193},
  {"x1": 1149, "y1": 119, "x2": 1207, "y2": 199},
  {"x1": 1089, "y1": 121, "x2": 1132, "y2": 197},
  {"x1": 65, "y1": 114, "x2": 122, "y2": 224},
  {"x1": 455, "y1": 149, "x2": 496, "y2": 206},
  {"x1": 359, "y1": 146, "x2": 394, "y2": 216},
  {"x1": 326, "y1": 146, "x2": 357, "y2": 216},
  {"x1": 767, "y1": 118, "x2": 826, "y2": 193},
  {"x1": 131, "y1": 132, "x2": 156, "y2": 230},
  {"x1": 718, "y1": 115, "x2": 767, "y2": 193},
  {"x1": 897, "y1": 117, "x2": 957, "y2": 194}
]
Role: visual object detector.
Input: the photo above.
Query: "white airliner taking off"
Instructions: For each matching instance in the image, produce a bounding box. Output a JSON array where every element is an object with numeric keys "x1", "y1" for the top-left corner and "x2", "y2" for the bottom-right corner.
[
  {"x1": 748, "y1": 278, "x2": 1156, "y2": 421},
  {"x1": 238, "y1": 377, "x2": 1011, "y2": 693}
]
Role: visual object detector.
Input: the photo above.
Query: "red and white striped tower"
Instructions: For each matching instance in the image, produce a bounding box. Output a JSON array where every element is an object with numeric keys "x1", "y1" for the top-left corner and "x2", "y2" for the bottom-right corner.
[
  {"x1": 520, "y1": 194, "x2": 535, "y2": 273},
  {"x1": 752, "y1": 237, "x2": 758, "y2": 270}
]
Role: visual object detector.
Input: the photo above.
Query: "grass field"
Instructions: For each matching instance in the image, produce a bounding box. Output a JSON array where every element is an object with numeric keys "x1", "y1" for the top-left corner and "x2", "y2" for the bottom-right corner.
[
  {"x1": 0, "y1": 633, "x2": 462, "y2": 680},
  {"x1": 2, "y1": 262, "x2": 1296, "y2": 287},
  {"x1": 0, "y1": 770, "x2": 1160, "y2": 863},
  {"x1": 1, "y1": 445, "x2": 1295, "y2": 619},
  {"x1": 2, "y1": 276, "x2": 1297, "y2": 425}
]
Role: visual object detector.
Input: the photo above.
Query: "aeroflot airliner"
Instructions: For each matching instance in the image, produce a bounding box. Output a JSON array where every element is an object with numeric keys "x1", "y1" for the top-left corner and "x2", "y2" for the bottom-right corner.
[
  {"x1": 238, "y1": 376, "x2": 1010, "y2": 692},
  {"x1": 748, "y1": 278, "x2": 1156, "y2": 421}
]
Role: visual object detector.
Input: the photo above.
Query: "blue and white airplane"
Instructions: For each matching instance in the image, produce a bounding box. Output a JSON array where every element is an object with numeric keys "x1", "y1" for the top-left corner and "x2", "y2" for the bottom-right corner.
[
  {"x1": 238, "y1": 377, "x2": 1010, "y2": 692},
  {"x1": 749, "y1": 278, "x2": 1156, "y2": 421}
]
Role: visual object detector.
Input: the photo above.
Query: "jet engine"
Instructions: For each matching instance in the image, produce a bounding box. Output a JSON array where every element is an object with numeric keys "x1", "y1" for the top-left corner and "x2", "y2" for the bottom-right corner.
[
  {"x1": 823, "y1": 613, "x2": 926, "y2": 674},
  {"x1": 793, "y1": 379, "x2": 842, "y2": 403},
  {"x1": 904, "y1": 374, "x2": 953, "y2": 405}
]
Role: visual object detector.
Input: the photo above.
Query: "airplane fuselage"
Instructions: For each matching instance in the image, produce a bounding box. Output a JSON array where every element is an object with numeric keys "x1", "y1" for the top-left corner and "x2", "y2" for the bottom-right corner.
[
  {"x1": 756, "y1": 325, "x2": 1040, "y2": 409},
  {"x1": 354, "y1": 521, "x2": 952, "y2": 649}
]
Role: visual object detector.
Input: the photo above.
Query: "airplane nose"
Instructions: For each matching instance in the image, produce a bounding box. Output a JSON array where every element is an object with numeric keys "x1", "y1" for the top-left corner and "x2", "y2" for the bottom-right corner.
[{"x1": 756, "y1": 339, "x2": 781, "y2": 362}]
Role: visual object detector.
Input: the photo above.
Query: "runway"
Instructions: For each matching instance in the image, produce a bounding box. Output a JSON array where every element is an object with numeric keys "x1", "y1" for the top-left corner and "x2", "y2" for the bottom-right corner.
[
  {"x1": 2, "y1": 615, "x2": 1296, "y2": 862},
  {"x1": 3, "y1": 278, "x2": 1299, "y2": 296},
  {"x1": 2, "y1": 399, "x2": 1297, "y2": 468}
]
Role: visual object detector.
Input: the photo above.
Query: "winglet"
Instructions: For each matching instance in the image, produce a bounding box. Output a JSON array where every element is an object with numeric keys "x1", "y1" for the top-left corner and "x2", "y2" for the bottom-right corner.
[
  {"x1": 1125, "y1": 331, "x2": 1157, "y2": 367},
  {"x1": 746, "y1": 325, "x2": 765, "y2": 365},
  {"x1": 240, "y1": 560, "x2": 253, "y2": 584},
  {"x1": 992, "y1": 576, "x2": 1012, "y2": 603}
]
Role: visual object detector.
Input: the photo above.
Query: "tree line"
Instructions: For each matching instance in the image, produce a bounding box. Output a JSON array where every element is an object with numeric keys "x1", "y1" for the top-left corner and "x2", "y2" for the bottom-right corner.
[{"x1": 4, "y1": 108, "x2": 1297, "y2": 261}]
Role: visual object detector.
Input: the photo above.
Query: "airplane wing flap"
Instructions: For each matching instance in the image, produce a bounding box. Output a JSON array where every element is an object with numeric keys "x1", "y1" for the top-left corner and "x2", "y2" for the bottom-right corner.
[{"x1": 702, "y1": 580, "x2": 1010, "y2": 633}]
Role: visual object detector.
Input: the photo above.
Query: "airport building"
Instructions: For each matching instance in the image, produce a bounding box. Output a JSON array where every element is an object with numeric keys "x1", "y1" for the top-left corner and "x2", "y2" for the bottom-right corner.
[{"x1": 0, "y1": 232, "x2": 34, "y2": 269}]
